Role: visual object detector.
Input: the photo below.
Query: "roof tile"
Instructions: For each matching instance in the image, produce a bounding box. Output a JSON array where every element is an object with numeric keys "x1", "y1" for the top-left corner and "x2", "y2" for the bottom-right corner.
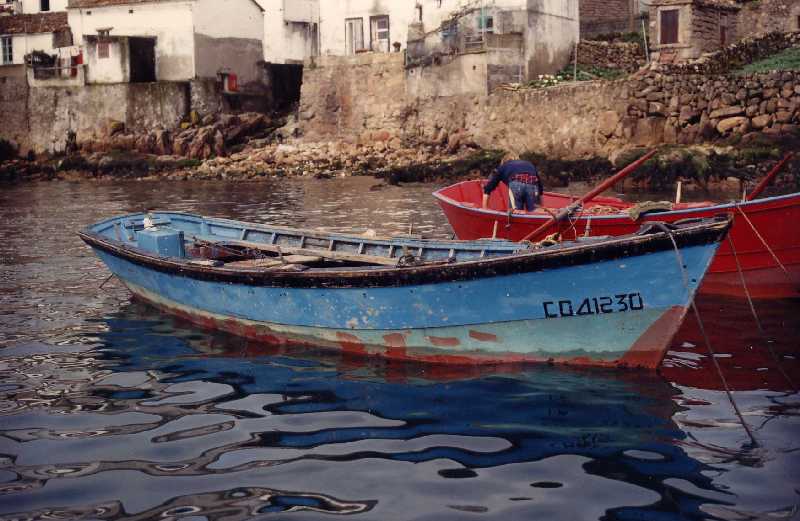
[{"x1": 0, "y1": 12, "x2": 69, "y2": 35}]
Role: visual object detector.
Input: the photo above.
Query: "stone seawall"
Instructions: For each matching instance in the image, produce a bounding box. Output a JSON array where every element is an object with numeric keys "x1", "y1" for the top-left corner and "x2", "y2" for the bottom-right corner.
[
  {"x1": 299, "y1": 53, "x2": 408, "y2": 144},
  {"x1": 0, "y1": 78, "x2": 223, "y2": 154},
  {"x1": 400, "y1": 83, "x2": 621, "y2": 159},
  {"x1": 26, "y1": 82, "x2": 189, "y2": 153},
  {"x1": 576, "y1": 40, "x2": 645, "y2": 73},
  {"x1": 623, "y1": 70, "x2": 800, "y2": 146},
  {"x1": 297, "y1": 42, "x2": 800, "y2": 159},
  {"x1": 0, "y1": 74, "x2": 30, "y2": 153}
]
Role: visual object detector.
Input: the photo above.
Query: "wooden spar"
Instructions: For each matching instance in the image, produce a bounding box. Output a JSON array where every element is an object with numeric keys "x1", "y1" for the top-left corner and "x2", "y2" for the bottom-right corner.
[
  {"x1": 520, "y1": 149, "x2": 658, "y2": 242},
  {"x1": 747, "y1": 152, "x2": 794, "y2": 201},
  {"x1": 193, "y1": 237, "x2": 403, "y2": 267}
]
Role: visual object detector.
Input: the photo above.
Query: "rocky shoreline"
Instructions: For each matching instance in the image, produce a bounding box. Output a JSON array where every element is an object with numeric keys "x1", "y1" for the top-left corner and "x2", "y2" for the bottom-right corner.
[{"x1": 1, "y1": 114, "x2": 797, "y2": 195}]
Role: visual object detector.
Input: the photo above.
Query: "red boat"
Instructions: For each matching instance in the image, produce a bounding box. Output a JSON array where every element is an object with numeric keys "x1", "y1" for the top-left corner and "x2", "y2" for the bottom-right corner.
[{"x1": 433, "y1": 180, "x2": 800, "y2": 299}]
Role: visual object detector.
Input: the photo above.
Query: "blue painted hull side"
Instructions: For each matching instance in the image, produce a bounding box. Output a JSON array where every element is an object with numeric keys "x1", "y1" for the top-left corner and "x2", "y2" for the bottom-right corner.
[{"x1": 92, "y1": 242, "x2": 718, "y2": 361}]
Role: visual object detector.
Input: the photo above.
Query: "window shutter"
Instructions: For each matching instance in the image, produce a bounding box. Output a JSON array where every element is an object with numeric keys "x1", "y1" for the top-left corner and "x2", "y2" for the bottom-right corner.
[{"x1": 660, "y1": 10, "x2": 679, "y2": 45}]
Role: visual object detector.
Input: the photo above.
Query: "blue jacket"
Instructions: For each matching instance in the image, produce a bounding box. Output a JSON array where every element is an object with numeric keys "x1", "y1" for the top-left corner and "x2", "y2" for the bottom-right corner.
[{"x1": 483, "y1": 160, "x2": 543, "y2": 195}]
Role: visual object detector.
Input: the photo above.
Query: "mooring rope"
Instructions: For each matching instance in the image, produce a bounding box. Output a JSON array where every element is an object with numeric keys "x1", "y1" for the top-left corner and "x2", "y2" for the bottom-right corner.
[
  {"x1": 661, "y1": 224, "x2": 759, "y2": 447},
  {"x1": 726, "y1": 235, "x2": 798, "y2": 393},
  {"x1": 734, "y1": 204, "x2": 791, "y2": 280}
]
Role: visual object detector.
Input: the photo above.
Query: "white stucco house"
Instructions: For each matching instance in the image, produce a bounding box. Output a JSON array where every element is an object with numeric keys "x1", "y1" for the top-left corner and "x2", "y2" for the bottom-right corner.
[
  {"x1": 0, "y1": 0, "x2": 71, "y2": 75},
  {"x1": 66, "y1": 0, "x2": 265, "y2": 86},
  {"x1": 260, "y1": 0, "x2": 578, "y2": 82}
]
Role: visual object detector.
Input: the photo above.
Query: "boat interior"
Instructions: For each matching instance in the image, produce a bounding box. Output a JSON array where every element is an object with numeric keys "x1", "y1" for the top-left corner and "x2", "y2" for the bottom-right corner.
[
  {"x1": 435, "y1": 181, "x2": 714, "y2": 215},
  {"x1": 88, "y1": 212, "x2": 569, "y2": 271}
]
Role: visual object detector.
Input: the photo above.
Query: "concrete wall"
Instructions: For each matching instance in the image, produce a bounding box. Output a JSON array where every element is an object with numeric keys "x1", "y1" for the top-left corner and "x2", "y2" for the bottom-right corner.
[
  {"x1": 262, "y1": 0, "x2": 318, "y2": 64},
  {"x1": 579, "y1": 0, "x2": 635, "y2": 37},
  {"x1": 27, "y1": 61, "x2": 84, "y2": 87},
  {"x1": 524, "y1": 0, "x2": 579, "y2": 77},
  {"x1": 193, "y1": 0, "x2": 264, "y2": 85},
  {"x1": 68, "y1": 2, "x2": 196, "y2": 81},
  {"x1": 25, "y1": 82, "x2": 188, "y2": 152},
  {"x1": 0, "y1": 73, "x2": 30, "y2": 152},
  {"x1": 319, "y1": 0, "x2": 412, "y2": 55},
  {"x1": 20, "y1": 0, "x2": 68, "y2": 14},
  {"x1": 300, "y1": 52, "x2": 406, "y2": 143},
  {"x1": 84, "y1": 37, "x2": 128, "y2": 84},
  {"x1": 6, "y1": 32, "x2": 55, "y2": 64},
  {"x1": 407, "y1": 53, "x2": 490, "y2": 98}
]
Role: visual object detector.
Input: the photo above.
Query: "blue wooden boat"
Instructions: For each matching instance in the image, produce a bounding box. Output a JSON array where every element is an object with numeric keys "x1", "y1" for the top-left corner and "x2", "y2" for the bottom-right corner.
[{"x1": 78, "y1": 212, "x2": 730, "y2": 369}]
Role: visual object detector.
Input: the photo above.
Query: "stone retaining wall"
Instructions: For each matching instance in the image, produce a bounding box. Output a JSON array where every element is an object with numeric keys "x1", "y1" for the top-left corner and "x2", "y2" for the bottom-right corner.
[
  {"x1": 0, "y1": 74, "x2": 30, "y2": 153},
  {"x1": 576, "y1": 40, "x2": 645, "y2": 72},
  {"x1": 738, "y1": 0, "x2": 800, "y2": 40},
  {"x1": 579, "y1": 0, "x2": 636, "y2": 38},
  {"x1": 296, "y1": 43, "x2": 800, "y2": 159},
  {"x1": 622, "y1": 70, "x2": 800, "y2": 145},
  {"x1": 25, "y1": 82, "x2": 189, "y2": 153},
  {"x1": 657, "y1": 31, "x2": 800, "y2": 76}
]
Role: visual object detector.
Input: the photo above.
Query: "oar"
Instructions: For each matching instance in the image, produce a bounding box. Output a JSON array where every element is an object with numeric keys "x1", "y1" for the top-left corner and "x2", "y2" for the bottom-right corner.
[
  {"x1": 746, "y1": 152, "x2": 794, "y2": 201},
  {"x1": 520, "y1": 149, "x2": 658, "y2": 242}
]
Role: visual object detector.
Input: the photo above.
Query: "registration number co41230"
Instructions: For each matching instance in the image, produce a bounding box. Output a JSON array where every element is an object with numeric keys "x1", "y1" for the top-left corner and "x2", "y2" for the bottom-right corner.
[{"x1": 543, "y1": 293, "x2": 644, "y2": 319}]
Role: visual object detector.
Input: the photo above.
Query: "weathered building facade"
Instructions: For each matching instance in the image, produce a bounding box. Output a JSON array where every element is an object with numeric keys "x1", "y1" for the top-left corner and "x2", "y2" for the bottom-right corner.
[
  {"x1": 67, "y1": 0, "x2": 265, "y2": 86},
  {"x1": 579, "y1": 0, "x2": 639, "y2": 38},
  {"x1": 405, "y1": 0, "x2": 579, "y2": 96},
  {"x1": 649, "y1": 0, "x2": 800, "y2": 63},
  {"x1": 0, "y1": 0, "x2": 71, "y2": 76}
]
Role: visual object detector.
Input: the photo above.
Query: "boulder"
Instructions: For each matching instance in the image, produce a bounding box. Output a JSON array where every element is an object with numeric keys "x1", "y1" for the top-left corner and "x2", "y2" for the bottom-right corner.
[
  {"x1": 709, "y1": 106, "x2": 744, "y2": 119},
  {"x1": 716, "y1": 116, "x2": 747, "y2": 133},
  {"x1": 751, "y1": 114, "x2": 772, "y2": 129},
  {"x1": 648, "y1": 102, "x2": 666, "y2": 116},
  {"x1": 213, "y1": 130, "x2": 225, "y2": 157},
  {"x1": 597, "y1": 111, "x2": 620, "y2": 138}
]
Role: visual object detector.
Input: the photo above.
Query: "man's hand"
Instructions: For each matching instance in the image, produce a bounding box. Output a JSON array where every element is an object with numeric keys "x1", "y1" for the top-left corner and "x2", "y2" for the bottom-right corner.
[{"x1": 482, "y1": 193, "x2": 490, "y2": 209}]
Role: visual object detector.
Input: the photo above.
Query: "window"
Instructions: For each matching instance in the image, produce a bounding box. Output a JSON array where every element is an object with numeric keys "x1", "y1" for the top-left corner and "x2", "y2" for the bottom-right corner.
[
  {"x1": 40, "y1": 0, "x2": 50, "y2": 12},
  {"x1": 1, "y1": 36, "x2": 12, "y2": 65},
  {"x1": 478, "y1": 14, "x2": 493, "y2": 33},
  {"x1": 98, "y1": 41, "x2": 109, "y2": 58},
  {"x1": 660, "y1": 9, "x2": 679, "y2": 45},
  {"x1": 415, "y1": 4, "x2": 422, "y2": 22},
  {"x1": 720, "y1": 24, "x2": 727, "y2": 47},
  {"x1": 370, "y1": 15, "x2": 389, "y2": 52},
  {"x1": 345, "y1": 17, "x2": 364, "y2": 55}
]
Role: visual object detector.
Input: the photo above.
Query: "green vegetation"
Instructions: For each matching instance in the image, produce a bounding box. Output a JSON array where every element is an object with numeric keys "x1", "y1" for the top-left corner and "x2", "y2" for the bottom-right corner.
[
  {"x1": 524, "y1": 65, "x2": 627, "y2": 89},
  {"x1": 520, "y1": 152, "x2": 613, "y2": 187},
  {"x1": 592, "y1": 31, "x2": 645, "y2": 45},
  {"x1": 736, "y1": 47, "x2": 800, "y2": 74},
  {"x1": 376, "y1": 149, "x2": 504, "y2": 183}
]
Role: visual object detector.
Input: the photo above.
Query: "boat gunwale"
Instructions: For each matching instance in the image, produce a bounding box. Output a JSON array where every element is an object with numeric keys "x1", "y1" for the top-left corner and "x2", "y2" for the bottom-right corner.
[
  {"x1": 78, "y1": 215, "x2": 731, "y2": 289},
  {"x1": 432, "y1": 181, "x2": 800, "y2": 221}
]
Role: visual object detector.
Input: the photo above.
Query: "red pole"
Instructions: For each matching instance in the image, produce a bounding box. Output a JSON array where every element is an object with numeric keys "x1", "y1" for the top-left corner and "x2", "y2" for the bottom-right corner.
[
  {"x1": 520, "y1": 149, "x2": 658, "y2": 242},
  {"x1": 746, "y1": 152, "x2": 794, "y2": 201}
]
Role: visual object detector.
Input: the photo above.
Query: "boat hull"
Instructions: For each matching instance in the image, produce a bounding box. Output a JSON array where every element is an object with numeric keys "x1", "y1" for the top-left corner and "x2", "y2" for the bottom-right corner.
[
  {"x1": 434, "y1": 183, "x2": 800, "y2": 299},
  {"x1": 89, "y1": 236, "x2": 720, "y2": 369}
]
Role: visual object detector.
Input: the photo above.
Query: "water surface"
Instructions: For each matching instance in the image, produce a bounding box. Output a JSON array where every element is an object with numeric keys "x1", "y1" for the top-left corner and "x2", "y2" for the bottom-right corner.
[{"x1": 0, "y1": 178, "x2": 798, "y2": 520}]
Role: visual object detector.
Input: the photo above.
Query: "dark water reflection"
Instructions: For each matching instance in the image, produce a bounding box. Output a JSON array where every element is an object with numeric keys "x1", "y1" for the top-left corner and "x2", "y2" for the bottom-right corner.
[{"x1": 0, "y1": 179, "x2": 798, "y2": 520}]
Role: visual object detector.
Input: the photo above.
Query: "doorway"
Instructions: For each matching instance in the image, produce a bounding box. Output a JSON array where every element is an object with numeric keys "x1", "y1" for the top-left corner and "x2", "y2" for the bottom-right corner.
[{"x1": 129, "y1": 37, "x2": 156, "y2": 83}]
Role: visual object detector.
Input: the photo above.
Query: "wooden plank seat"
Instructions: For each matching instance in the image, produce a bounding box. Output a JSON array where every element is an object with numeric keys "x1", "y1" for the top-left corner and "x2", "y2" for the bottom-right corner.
[
  {"x1": 222, "y1": 255, "x2": 324, "y2": 269},
  {"x1": 192, "y1": 237, "x2": 403, "y2": 267}
]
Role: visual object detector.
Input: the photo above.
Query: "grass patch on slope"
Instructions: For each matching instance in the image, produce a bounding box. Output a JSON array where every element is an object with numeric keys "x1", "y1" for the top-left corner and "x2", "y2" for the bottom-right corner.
[{"x1": 737, "y1": 47, "x2": 800, "y2": 74}]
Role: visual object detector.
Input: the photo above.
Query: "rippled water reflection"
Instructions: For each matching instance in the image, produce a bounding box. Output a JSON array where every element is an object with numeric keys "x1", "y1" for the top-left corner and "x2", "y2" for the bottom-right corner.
[{"x1": 0, "y1": 178, "x2": 798, "y2": 520}]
